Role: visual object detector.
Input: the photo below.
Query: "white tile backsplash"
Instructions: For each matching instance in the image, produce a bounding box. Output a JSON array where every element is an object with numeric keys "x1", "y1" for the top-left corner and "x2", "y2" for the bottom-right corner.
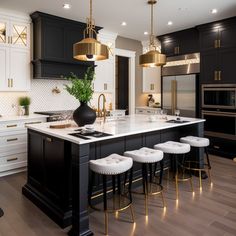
[{"x1": 0, "y1": 80, "x2": 113, "y2": 115}]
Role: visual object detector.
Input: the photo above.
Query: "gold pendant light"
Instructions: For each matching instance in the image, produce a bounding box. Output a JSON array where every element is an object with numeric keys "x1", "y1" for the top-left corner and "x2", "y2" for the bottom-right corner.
[
  {"x1": 140, "y1": 0, "x2": 166, "y2": 67},
  {"x1": 73, "y1": 0, "x2": 109, "y2": 61}
]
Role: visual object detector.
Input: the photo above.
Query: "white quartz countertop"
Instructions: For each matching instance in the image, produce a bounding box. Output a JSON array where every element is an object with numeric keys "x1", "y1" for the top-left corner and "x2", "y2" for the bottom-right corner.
[
  {"x1": 0, "y1": 114, "x2": 49, "y2": 122},
  {"x1": 26, "y1": 114, "x2": 205, "y2": 145}
]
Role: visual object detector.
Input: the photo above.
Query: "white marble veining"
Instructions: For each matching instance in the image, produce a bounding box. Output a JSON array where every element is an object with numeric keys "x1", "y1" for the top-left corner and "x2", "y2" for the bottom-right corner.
[{"x1": 26, "y1": 114, "x2": 205, "y2": 145}]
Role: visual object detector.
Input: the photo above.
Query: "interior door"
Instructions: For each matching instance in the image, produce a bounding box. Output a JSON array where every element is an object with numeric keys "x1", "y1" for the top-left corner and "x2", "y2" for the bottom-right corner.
[{"x1": 116, "y1": 56, "x2": 129, "y2": 114}]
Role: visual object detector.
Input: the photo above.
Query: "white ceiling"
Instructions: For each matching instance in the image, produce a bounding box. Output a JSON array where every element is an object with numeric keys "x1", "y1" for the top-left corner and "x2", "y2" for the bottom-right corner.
[{"x1": 1, "y1": 0, "x2": 236, "y2": 41}]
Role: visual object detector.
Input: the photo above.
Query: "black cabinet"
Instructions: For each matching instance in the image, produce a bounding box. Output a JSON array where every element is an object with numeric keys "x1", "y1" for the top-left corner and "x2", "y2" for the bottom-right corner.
[
  {"x1": 24, "y1": 130, "x2": 72, "y2": 227},
  {"x1": 31, "y1": 12, "x2": 100, "y2": 79},
  {"x1": 198, "y1": 17, "x2": 236, "y2": 84},
  {"x1": 158, "y1": 28, "x2": 199, "y2": 57}
]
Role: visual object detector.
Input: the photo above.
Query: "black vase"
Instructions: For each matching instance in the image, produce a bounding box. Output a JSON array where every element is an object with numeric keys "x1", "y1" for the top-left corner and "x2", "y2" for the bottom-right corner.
[{"x1": 73, "y1": 102, "x2": 96, "y2": 127}]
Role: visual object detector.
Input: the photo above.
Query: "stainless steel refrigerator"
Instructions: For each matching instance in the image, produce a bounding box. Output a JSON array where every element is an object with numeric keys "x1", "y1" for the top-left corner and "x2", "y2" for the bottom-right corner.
[{"x1": 162, "y1": 74, "x2": 196, "y2": 118}]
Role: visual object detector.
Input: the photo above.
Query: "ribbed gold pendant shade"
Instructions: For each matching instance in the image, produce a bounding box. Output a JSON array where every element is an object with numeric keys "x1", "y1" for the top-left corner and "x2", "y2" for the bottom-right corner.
[
  {"x1": 73, "y1": 38, "x2": 109, "y2": 61},
  {"x1": 139, "y1": 0, "x2": 166, "y2": 67},
  {"x1": 73, "y1": 0, "x2": 109, "y2": 62},
  {"x1": 139, "y1": 50, "x2": 166, "y2": 67}
]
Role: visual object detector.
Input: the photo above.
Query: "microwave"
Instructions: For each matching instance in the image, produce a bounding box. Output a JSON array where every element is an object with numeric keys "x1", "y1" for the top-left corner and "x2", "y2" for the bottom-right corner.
[{"x1": 202, "y1": 84, "x2": 236, "y2": 109}]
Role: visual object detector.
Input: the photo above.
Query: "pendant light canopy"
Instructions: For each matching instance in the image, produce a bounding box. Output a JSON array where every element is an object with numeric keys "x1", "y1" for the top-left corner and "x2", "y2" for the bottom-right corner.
[
  {"x1": 139, "y1": 0, "x2": 166, "y2": 67},
  {"x1": 73, "y1": 0, "x2": 109, "y2": 61}
]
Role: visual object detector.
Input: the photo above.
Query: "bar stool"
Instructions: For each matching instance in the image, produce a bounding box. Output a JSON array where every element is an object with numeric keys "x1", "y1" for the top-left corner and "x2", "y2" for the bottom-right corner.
[
  {"x1": 154, "y1": 141, "x2": 193, "y2": 200},
  {"x1": 124, "y1": 147, "x2": 165, "y2": 216},
  {"x1": 89, "y1": 154, "x2": 134, "y2": 235},
  {"x1": 180, "y1": 136, "x2": 212, "y2": 190}
]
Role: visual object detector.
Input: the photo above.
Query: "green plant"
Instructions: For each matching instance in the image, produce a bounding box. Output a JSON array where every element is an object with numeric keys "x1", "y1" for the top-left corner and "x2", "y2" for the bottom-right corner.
[
  {"x1": 18, "y1": 96, "x2": 31, "y2": 106},
  {"x1": 65, "y1": 67, "x2": 95, "y2": 103}
]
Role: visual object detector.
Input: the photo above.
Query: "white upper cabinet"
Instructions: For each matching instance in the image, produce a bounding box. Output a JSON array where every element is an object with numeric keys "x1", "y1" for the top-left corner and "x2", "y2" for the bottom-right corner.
[
  {"x1": 0, "y1": 13, "x2": 31, "y2": 92},
  {"x1": 142, "y1": 66, "x2": 161, "y2": 93},
  {"x1": 94, "y1": 30, "x2": 117, "y2": 93}
]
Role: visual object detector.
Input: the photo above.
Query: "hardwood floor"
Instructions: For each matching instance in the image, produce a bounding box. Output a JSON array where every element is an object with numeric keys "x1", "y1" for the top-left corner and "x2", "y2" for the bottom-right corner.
[{"x1": 0, "y1": 155, "x2": 236, "y2": 236}]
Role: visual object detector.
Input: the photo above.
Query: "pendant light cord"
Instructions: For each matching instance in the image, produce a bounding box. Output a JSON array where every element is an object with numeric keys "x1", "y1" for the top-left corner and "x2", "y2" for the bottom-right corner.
[{"x1": 149, "y1": 1, "x2": 155, "y2": 49}]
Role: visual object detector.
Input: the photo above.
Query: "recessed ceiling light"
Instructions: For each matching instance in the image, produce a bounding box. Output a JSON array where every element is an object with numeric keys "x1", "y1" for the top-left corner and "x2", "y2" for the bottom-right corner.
[
  {"x1": 121, "y1": 22, "x2": 127, "y2": 26},
  {"x1": 211, "y1": 9, "x2": 218, "y2": 14},
  {"x1": 168, "y1": 21, "x2": 173, "y2": 26},
  {"x1": 144, "y1": 31, "x2": 148, "y2": 35},
  {"x1": 63, "y1": 3, "x2": 71, "y2": 9}
]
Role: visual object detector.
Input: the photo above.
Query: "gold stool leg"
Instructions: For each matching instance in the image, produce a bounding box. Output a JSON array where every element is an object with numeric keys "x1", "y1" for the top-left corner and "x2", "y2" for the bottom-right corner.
[
  {"x1": 190, "y1": 176, "x2": 194, "y2": 193},
  {"x1": 175, "y1": 170, "x2": 179, "y2": 200},
  {"x1": 161, "y1": 191, "x2": 166, "y2": 207},
  {"x1": 105, "y1": 211, "x2": 108, "y2": 235},
  {"x1": 199, "y1": 170, "x2": 202, "y2": 191},
  {"x1": 129, "y1": 204, "x2": 135, "y2": 223},
  {"x1": 208, "y1": 168, "x2": 212, "y2": 184}
]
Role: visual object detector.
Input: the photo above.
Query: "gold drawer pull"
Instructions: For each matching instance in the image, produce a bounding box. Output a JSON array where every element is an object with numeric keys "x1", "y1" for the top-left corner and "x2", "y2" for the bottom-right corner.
[
  {"x1": 46, "y1": 137, "x2": 52, "y2": 142},
  {"x1": 25, "y1": 121, "x2": 42, "y2": 126},
  {"x1": 7, "y1": 124, "x2": 17, "y2": 128},
  {"x1": 7, "y1": 138, "x2": 18, "y2": 142},
  {"x1": 213, "y1": 145, "x2": 220, "y2": 149},
  {"x1": 7, "y1": 158, "x2": 18, "y2": 162}
]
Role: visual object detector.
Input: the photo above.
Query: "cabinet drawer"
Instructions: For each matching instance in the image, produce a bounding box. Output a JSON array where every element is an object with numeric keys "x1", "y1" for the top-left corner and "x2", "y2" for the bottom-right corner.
[
  {"x1": 136, "y1": 109, "x2": 146, "y2": 114},
  {"x1": 146, "y1": 110, "x2": 156, "y2": 114},
  {"x1": 0, "y1": 153, "x2": 27, "y2": 172},
  {"x1": 0, "y1": 133, "x2": 27, "y2": 146},
  {"x1": 0, "y1": 143, "x2": 27, "y2": 156}
]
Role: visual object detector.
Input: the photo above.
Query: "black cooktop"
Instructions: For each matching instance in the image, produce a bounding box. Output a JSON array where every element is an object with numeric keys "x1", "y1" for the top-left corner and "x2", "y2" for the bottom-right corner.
[{"x1": 35, "y1": 110, "x2": 74, "y2": 116}]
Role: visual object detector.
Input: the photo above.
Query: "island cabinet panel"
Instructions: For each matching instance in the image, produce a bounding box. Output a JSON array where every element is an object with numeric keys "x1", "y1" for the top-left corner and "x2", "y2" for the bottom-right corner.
[{"x1": 23, "y1": 130, "x2": 72, "y2": 228}]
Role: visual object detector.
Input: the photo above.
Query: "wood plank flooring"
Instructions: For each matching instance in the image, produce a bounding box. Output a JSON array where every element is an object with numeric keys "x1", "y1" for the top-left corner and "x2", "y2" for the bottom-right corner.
[{"x1": 0, "y1": 155, "x2": 236, "y2": 236}]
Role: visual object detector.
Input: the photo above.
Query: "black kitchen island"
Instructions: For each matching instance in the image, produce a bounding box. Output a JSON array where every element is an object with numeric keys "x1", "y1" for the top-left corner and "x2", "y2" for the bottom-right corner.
[{"x1": 22, "y1": 115, "x2": 205, "y2": 236}]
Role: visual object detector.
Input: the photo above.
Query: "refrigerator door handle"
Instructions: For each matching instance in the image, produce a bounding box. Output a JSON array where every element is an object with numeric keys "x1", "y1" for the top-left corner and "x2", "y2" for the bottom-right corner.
[{"x1": 171, "y1": 80, "x2": 177, "y2": 115}]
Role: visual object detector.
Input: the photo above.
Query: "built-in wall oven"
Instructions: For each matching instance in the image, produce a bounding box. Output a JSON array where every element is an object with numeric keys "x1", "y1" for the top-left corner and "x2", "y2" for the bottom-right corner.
[
  {"x1": 202, "y1": 110, "x2": 236, "y2": 140},
  {"x1": 202, "y1": 84, "x2": 236, "y2": 109}
]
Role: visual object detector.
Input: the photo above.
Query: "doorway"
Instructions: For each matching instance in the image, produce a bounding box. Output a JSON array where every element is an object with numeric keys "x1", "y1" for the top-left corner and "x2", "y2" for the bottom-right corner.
[{"x1": 115, "y1": 56, "x2": 129, "y2": 114}]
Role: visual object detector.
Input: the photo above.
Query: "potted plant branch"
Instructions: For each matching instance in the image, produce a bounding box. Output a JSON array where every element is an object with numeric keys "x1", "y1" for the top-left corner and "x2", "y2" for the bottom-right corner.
[
  {"x1": 65, "y1": 67, "x2": 96, "y2": 127},
  {"x1": 18, "y1": 96, "x2": 31, "y2": 116}
]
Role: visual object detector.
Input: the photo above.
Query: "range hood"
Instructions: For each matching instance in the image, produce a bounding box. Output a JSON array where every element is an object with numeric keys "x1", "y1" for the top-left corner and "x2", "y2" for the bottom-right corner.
[
  {"x1": 162, "y1": 53, "x2": 200, "y2": 76},
  {"x1": 31, "y1": 12, "x2": 100, "y2": 79}
]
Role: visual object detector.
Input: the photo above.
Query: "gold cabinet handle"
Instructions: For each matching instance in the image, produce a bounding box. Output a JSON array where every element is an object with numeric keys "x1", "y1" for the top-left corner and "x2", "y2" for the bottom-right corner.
[
  {"x1": 218, "y1": 70, "x2": 221, "y2": 81},
  {"x1": 7, "y1": 157, "x2": 18, "y2": 162},
  {"x1": 7, "y1": 138, "x2": 18, "y2": 142},
  {"x1": 177, "y1": 46, "x2": 180, "y2": 54},
  {"x1": 213, "y1": 145, "x2": 220, "y2": 149},
  {"x1": 6, "y1": 124, "x2": 17, "y2": 128},
  {"x1": 174, "y1": 47, "x2": 178, "y2": 54},
  {"x1": 218, "y1": 39, "x2": 221, "y2": 48},
  {"x1": 150, "y1": 84, "x2": 154, "y2": 90},
  {"x1": 214, "y1": 39, "x2": 218, "y2": 48},
  {"x1": 214, "y1": 71, "x2": 218, "y2": 80},
  {"x1": 8, "y1": 78, "x2": 10, "y2": 87},
  {"x1": 11, "y1": 78, "x2": 13, "y2": 87},
  {"x1": 46, "y1": 137, "x2": 52, "y2": 142}
]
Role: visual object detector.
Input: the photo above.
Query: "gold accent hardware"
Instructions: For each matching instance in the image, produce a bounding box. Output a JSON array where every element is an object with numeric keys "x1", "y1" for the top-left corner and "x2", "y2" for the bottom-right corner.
[
  {"x1": 7, "y1": 157, "x2": 18, "y2": 162},
  {"x1": 218, "y1": 39, "x2": 221, "y2": 48},
  {"x1": 214, "y1": 39, "x2": 218, "y2": 48},
  {"x1": 214, "y1": 71, "x2": 218, "y2": 80},
  {"x1": 6, "y1": 124, "x2": 17, "y2": 128},
  {"x1": 104, "y1": 83, "x2": 107, "y2": 90},
  {"x1": 213, "y1": 145, "x2": 220, "y2": 149},
  {"x1": 178, "y1": 46, "x2": 180, "y2": 54},
  {"x1": 171, "y1": 80, "x2": 177, "y2": 115},
  {"x1": 10, "y1": 78, "x2": 13, "y2": 87},
  {"x1": 174, "y1": 47, "x2": 177, "y2": 55},
  {"x1": 8, "y1": 78, "x2": 10, "y2": 87},
  {"x1": 7, "y1": 138, "x2": 18, "y2": 142},
  {"x1": 139, "y1": 0, "x2": 166, "y2": 67},
  {"x1": 46, "y1": 137, "x2": 52, "y2": 142},
  {"x1": 73, "y1": 0, "x2": 109, "y2": 61},
  {"x1": 24, "y1": 121, "x2": 42, "y2": 126},
  {"x1": 98, "y1": 93, "x2": 107, "y2": 122},
  {"x1": 218, "y1": 70, "x2": 221, "y2": 81}
]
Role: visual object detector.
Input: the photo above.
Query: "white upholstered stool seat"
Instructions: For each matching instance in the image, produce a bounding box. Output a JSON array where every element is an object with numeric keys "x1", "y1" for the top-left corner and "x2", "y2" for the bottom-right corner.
[
  {"x1": 180, "y1": 136, "x2": 210, "y2": 147},
  {"x1": 154, "y1": 141, "x2": 190, "y2": 154},
  {"x1": 90, "y1": 154, "x2": 133, "y2": 175},
  {"x1": 124, "y1": 147, "x2": 164, "y2": 163}
]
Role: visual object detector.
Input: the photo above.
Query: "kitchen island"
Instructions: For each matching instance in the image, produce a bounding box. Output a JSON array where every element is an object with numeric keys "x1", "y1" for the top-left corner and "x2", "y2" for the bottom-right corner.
[{"x1": 22, "y1": 115, "x2": 205, "y2": 236}]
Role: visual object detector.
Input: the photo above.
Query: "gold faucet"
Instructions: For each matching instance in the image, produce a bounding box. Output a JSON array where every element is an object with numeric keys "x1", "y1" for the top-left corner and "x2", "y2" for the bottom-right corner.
[{"x1": 98, "y1": 94, "x2": 107, "y2": 122}]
